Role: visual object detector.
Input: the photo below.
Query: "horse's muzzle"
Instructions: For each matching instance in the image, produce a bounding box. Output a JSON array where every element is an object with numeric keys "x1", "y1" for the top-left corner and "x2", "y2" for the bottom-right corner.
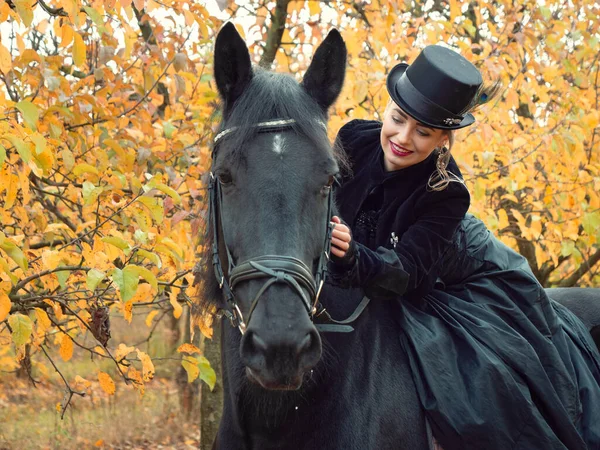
[{"x1": 240, "y1": 327, "x2": 322, "y2": 390}]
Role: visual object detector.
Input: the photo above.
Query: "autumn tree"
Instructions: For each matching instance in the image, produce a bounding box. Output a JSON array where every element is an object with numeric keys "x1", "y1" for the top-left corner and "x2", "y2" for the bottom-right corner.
[
  {"x1": 0, "y1": 0, "x2": 598, "y2": 446},
  {"x1": 0, "y1": 0, "x2": 218, "y2": 414}
]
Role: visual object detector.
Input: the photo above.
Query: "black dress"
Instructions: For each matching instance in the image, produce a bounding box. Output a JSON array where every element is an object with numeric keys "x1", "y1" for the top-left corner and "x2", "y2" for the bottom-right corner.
[{"x1": 331, "y1": 119, "x2": 600, "y2": 450}]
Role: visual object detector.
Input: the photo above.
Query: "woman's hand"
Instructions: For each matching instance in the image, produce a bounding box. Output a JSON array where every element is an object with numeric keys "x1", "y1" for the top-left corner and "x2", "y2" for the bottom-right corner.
[{"x1": 330, "y1": 216, "x2": 352, "y2": 258}]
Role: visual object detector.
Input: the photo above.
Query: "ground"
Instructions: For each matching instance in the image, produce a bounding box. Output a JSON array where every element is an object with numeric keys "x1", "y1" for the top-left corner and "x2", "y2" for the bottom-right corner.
[{"x1": 0, "y1": 312, "x2": 204, "y2": 450}]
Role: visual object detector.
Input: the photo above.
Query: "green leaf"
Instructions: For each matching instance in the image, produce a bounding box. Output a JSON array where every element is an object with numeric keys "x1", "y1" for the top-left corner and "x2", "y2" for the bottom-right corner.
[
  {"x1": 197, "y1": 355, "x2": 216, "y2": 391},
  {"x1": 31, "y1": 132, "x2": 46, "y2": 155},
  {"x1": 145, "y1": 179, "x2": 181, "y2": 205},
  {"x1": 86, "y1": 268, "x2": 106, "y2": 291},
  {"x1": 0, "y1": 256, "x2": 18, "y2": 285},
  {"x1": 8, "y1": 314, "x2": 33, "y2": 345},
  {"x1": 560, "y1": 240, "x2": 574, "y2": 257},
  {"x1": 83, "y1": 6, "x2": 105, "y2": 31},
  {"x1": 4, "y1": 136, "x2": 31, "y2": 163},
  {"x1": 56, "y1": 267, "x2": 70, "y2": 290},
  {"x1": 0, "y1": 144, "x2": 6, "y2": 167},
  {"x1": 0, "y1": 238, "x2": 28, "y2": 271},
  {"x1": 82, "y1": 181, "x2": 103, "y2": 206},
  {"x1": 163, "y1": 121, "x2": 176, "y2": 139},
  {"x1": 73, "y1": 163, "x2": 99, "y2": 176},
  {"x1": 125, "y1": 264, "x2": 158, "y2": 291},
  {"x1": 101, "y1": 236, "x2": 130, "y2": 252},
  {"x1": 582, "y1": 212, "x2": 600, "y2": 238},
  {"x1": 134, "y1": 229, "x2": 149, "y2": 244},
  {"x1": 110, "y1": 267, "x2": 139, "y2": 302},
  {"x1": 136, "y1": 249, "x2": 162, "y2": 268},
  {"x1": 137, "y1": 197, "x2": 164, "y2": 224},
  {"x1": 16, "y1": 101, "x2": 39, "y2": 130},
  {"x1": 540, "y1": 6, "x2": 551, "y2": 20}
]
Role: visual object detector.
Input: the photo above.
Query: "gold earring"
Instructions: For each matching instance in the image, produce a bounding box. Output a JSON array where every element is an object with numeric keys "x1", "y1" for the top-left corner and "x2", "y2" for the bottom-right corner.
[{"x1": 437, "y1": 146, "x2": 448, "y2": 171}]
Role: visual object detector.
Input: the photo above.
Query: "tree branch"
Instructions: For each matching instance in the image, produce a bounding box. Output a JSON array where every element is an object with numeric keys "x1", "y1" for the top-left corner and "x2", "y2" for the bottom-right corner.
[
  {"x1": 259, "y1": 0, "x2": 291, "y2": 69},
  {"x1": 558, "y1": 248, "x2": 600, "y2": 287}
]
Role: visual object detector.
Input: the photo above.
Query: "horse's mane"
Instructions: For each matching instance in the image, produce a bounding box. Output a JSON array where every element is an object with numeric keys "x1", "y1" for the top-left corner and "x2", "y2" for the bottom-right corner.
[{"x1": 193, "y1": 68, "x2": 348, "y2": 316}]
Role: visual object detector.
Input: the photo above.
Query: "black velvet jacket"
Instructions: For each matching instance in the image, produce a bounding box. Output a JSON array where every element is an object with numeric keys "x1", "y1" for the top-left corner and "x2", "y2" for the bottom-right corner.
[{"x1": 332, "y1": 119, "x2": 470, "y2": 304}]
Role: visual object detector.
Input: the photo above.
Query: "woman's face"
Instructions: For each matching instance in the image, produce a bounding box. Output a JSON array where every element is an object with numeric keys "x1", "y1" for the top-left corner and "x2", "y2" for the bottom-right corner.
[{"x1": 380, "y1": 101, "x2": 447, "y2": 172}]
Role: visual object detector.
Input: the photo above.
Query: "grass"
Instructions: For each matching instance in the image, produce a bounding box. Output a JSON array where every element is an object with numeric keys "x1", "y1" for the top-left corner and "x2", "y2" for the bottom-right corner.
[{"x1": 0, "y1": 310, "x2": 203, "y2": 450}]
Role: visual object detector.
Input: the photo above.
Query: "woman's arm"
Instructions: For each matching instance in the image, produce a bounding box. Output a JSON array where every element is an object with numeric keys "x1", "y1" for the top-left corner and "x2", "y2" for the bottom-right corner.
[{"x1": 330, "y1": 183, "x2": 469, "y2": 302}]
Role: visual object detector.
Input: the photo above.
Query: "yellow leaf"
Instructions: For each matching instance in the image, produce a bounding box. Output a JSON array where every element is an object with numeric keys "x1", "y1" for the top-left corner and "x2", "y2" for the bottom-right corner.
[
  {"x1": 136, "y1": 350, "x2": 155, "y2": 381},
  {"x1": 177, "y1": 343, "x2": 201, "y2": 354},
  {"x1": 8, "y1": 313, "x2": 33, "y2": 345},
  {"x1": 59, "y1": 24, "x2": 74, "y2": 49},
  {"x1": 0, "y1": 43, "x2": 11, "y2": 74},
  {"x1": 0, "y1": 290, "x2": 10, "y2": 322},
  {"x1": 497, "y1": 209, "x2": 509, "y2": 230},
  {"x1": 34, "y1": 308, "x2": 51, "y2": 333},
  {"x1": 98, "y1": 371, "x2": 116, "y2": 395},
  {"x1": 170, "y1": 290, "x2": 183, "y2": 319},
  {"x1": 73, "y1": 32, "x2": 86, "y2": 67},
  {"x1": 59, "y1": 334, "x2": 74, "y2": 361},
  {"x1": 13, "y1": 0, "x2": 33, "y2": 26},
  {"x1": 308, "y1": 1, "x2": 320, "y2": 16},
  {"x1": 181, "y1": 356, "x2": 200, "y2": 383},
  {"x1": 4, "y1": 172, "x2": 19, "y2": 210},
  {"x1": 42, "y1": 250, "x2": 62, "y2": 271},
  {"x1": 72, "y1": 163, "x2": 99, "y2": 176},
  {"x1": 145, "y1": 310, "x2": 159, "y2": 327},
  {"x1": 449, "y1": 0, "x2": 461, "y2": 20},
  {"x1": 123, "y1": 301, "x2": 133, "y2": 323},
  {"x1": 115, "y1": 343, "x2": 135, "y2": 362}
]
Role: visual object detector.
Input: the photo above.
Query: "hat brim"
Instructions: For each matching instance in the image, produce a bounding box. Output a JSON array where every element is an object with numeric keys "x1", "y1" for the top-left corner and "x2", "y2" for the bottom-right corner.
[{"x1": 386, "y1": 63, "x2": 475, "y2": 130}]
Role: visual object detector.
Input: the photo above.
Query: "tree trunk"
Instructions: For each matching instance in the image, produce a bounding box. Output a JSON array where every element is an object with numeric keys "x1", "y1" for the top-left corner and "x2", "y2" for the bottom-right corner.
[{"x1": 200, "y1": 319, "x2": 223, "y2": 450}]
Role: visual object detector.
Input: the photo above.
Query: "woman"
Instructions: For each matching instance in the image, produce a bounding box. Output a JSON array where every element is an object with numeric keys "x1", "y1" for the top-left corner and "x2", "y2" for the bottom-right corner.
[{"x1": 329, "y1": 45, "x2": 600, "y2": 449}]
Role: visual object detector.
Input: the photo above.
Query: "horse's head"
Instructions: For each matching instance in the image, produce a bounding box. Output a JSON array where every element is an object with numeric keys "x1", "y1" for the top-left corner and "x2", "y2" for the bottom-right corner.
[{"x1": 208, "y1": 23, "x2": 346, "y2": 390}]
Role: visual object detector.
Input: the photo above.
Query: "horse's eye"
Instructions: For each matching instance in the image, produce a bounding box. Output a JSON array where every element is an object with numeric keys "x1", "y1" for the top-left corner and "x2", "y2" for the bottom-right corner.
[
  {"x1": 217, "y1": 171, "x2": 233, "y2": 186},
  {"x1": 320, "y1": 175, "x2": 335, "y2": 195}
]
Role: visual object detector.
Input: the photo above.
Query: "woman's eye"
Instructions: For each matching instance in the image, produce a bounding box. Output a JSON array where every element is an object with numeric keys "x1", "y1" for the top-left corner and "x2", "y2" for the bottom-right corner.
[{"x1": 417, "y1": 130, "x2": 430, "y2": 137}]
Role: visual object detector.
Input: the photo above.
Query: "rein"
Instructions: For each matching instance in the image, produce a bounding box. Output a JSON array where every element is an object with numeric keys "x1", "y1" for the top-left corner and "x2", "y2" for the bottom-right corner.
[{"x1": 209, "y1": 118, "x2": 368, "y2": 334}]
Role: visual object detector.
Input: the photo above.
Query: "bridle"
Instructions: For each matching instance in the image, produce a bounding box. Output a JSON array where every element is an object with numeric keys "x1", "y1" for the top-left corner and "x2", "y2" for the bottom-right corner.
[{"x1": 209, "y1": 119, "x2": 335, "y2": 334}]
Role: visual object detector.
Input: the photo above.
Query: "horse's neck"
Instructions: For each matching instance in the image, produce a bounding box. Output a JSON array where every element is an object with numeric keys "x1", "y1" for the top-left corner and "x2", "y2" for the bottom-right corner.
[{"x1": 219, "y1": 299, "x2": 430, "y2": 449}]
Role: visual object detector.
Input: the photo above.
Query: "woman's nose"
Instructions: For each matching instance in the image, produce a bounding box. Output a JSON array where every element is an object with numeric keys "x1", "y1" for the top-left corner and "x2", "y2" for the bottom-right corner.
[{"x1": 395, "y1": 124, "x2": 412, "y2": 143}]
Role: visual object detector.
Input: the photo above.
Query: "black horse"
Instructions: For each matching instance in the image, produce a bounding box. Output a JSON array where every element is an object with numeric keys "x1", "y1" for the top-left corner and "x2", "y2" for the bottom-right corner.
[{"x1": 201, "y1": 23, "x2": 600, "y2": 450}]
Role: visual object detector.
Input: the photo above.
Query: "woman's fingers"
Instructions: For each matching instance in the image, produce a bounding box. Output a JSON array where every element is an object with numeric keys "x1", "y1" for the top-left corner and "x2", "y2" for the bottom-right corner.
[
  {"x1": 332, "y1": 227, "x2": 350, "y2": 240},
  {"x1": 330, "y1": 246, "x2": 347, "y2": 258},
  {"x1": 331, "y1": 236, "x2": 350, "y2": 251}
]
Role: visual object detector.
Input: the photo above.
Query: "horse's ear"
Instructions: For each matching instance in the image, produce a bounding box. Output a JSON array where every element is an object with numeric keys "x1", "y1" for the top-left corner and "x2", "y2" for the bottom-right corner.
[
  {"x1": 302, "y1": 29, "x2": 347, "y2": 113},
  {"x1": 214, "y1": 23, "x2": 253, "y2": 113}
]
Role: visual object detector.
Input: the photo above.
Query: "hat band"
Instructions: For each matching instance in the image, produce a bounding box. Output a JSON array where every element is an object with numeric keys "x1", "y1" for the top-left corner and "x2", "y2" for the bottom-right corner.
[{"x1": 395, "y1": 74, "x2": 464, "y2": 127}]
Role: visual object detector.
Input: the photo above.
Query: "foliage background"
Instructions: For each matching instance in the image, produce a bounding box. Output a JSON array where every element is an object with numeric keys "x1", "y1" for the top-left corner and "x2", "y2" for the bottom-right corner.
[{"x1": 0, "y1": 0, "x2": 598, "y2": 448}]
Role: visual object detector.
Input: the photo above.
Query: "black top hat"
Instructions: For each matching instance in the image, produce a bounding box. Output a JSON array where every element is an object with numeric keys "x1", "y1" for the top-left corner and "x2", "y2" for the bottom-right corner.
[{"x1": 386, "y1": 45, "x2": 483, "y2": 130}]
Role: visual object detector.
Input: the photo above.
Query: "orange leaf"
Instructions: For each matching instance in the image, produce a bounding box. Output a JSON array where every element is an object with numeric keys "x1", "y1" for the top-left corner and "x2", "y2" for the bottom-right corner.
[
  {"x1": 59, "y1": 334, "x2": 74, "y2": 361},
  {"x1": 177, "y1": 343, "x2": 201, "y2": 354},
  {"x1": 73, "y1": 32, "x2": 86, "y2": 67},
  {"x1": 98, "y1": 371, "x2": 116, "y2": 395},
  {"x1": 0, "y1": 290, "x2": 10, "y2": 322}
]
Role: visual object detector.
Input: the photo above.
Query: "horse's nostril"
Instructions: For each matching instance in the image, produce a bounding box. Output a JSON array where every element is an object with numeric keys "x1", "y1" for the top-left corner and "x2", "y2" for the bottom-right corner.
[{"x1": 298, "y1": 333, "x2": 312, "y2": 355}]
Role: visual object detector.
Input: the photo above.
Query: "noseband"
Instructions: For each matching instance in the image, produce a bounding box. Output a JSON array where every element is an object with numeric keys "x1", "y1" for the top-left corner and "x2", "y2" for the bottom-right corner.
[{"x1": 209, "y1": 119, "x2": 334, "y2": 334}]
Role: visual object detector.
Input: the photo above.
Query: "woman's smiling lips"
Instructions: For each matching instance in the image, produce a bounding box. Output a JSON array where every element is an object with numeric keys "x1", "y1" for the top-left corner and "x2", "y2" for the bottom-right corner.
[{"x1": 390, "y1": 141, "x2": 413, "y2": 157}]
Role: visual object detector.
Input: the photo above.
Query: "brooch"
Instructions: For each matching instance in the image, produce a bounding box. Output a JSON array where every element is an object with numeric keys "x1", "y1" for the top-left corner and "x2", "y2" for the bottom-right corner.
[
  {"x1": 390, "y1": 232, "x2": 398, "y2": 248},
  {"x1": 443, "y1": 117, "x2": 462, "y2": 126}
]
